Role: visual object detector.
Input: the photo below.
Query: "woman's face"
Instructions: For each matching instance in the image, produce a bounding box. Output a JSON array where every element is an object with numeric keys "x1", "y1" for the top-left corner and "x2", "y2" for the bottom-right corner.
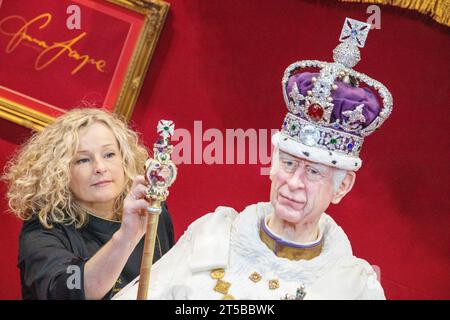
[{"x1": 69, "y1": 121, "x2": 125, "y2": 214}]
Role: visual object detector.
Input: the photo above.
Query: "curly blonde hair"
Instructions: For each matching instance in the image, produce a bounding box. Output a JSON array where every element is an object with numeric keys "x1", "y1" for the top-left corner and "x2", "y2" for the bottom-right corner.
[{"x1": 2, "y1": 108, "x2": 149, "y2": 229}]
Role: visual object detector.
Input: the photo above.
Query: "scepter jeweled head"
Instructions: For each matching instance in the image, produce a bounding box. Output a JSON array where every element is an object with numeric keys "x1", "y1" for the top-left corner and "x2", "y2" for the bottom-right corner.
[{"x1": 144, "y1": 120, "x2": 177, "y2": 203}]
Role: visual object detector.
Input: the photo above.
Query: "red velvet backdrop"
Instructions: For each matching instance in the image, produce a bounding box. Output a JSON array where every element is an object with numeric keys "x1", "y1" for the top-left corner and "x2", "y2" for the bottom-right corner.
[{"x1": 0, "y1": 0, "x2": 449, "y2": 299}]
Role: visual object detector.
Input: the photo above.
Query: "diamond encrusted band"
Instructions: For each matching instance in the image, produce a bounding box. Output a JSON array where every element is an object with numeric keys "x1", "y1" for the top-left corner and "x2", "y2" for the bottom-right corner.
[{"x1": 281, "y1": 113, "x2": 364, "y2": 157}]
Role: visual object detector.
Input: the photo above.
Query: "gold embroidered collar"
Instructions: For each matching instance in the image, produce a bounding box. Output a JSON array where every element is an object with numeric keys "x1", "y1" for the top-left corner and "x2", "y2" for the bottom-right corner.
[{"x1": 259, "y1": 217, "x2": 323, "y2": 261}]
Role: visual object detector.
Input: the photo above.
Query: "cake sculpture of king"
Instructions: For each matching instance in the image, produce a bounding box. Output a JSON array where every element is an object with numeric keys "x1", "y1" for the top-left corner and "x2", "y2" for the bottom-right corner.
[{"x1": 115, "y1": 17, "x2": 393, "y2": 300}]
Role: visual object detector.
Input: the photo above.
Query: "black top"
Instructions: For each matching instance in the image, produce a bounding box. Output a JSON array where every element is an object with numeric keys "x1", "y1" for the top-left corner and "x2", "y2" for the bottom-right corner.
[{"x1": 18, "y1": 203, "x2": 174, "y2": 300}]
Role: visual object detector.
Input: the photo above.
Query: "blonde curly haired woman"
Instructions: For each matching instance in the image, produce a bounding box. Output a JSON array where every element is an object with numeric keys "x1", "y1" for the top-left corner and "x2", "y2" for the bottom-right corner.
[{"x1": 3, "y1": 108, "x2": 174, "y2": 300}]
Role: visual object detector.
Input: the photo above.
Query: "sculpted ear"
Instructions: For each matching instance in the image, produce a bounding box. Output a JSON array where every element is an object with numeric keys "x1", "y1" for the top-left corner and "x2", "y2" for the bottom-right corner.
[
  {"x1": 331, "y1": 171, "x2": 356, "y2": 204},
  {"x1": 269, "y1": 147, "x2": 279, "y2": 181}
]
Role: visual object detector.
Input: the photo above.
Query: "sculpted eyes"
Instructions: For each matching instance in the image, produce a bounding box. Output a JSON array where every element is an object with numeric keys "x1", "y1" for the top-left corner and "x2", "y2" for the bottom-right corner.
[
  {"x1": 306, "y1": 166, "x2": 319, "y2": 175},
  {"x1": 281, "y1": 159, "x2": 298, "y2": 171},
  {"x1": 283, "y1": 160, "x2": 294, "y2": 167}
]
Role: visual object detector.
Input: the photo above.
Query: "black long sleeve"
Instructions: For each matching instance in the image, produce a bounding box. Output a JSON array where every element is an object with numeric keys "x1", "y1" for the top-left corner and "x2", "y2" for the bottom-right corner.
[
  {"x1": 18, "y1": 219, "x2": 88, "y2": 299},
  {"x1": 18, "y1": 203, "x2": 174, "y2": 300}
]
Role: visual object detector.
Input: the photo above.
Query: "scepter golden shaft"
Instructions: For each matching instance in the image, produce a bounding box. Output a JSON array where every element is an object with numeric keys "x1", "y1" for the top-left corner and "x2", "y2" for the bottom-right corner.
[
  {"x1": 137, "y1": 200, "x2": 161, "y2": 300},
  {"x1": 137, "y1": 120, "x2": 177, "y2": 300}
]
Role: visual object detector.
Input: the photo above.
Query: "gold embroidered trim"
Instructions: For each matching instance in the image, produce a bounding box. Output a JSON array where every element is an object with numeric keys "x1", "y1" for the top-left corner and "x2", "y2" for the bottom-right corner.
[{"x1": 338, "y1": 0, "x2": 450, "y2": 27}]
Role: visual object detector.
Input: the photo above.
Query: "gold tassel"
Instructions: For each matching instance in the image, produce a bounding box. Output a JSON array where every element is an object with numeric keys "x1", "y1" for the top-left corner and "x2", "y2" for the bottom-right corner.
[{"x1": 338, "y1": 0, "x2": 450, "y2": 27}]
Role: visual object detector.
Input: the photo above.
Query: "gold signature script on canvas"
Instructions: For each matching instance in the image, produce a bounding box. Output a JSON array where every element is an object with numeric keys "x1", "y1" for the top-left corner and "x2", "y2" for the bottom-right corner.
[{"x1": 0, "y1": 13, "x2": 107, "y2": 75}]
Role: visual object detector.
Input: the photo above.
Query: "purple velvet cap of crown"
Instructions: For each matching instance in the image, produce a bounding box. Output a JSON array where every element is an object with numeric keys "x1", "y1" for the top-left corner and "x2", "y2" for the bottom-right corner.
[{"x1": 286, "y1": 72, "x2": 381, "y2": 130}]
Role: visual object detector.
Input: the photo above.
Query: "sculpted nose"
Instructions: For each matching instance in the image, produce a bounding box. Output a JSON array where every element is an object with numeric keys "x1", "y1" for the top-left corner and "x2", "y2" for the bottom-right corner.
[{"x1": 287, "y1": 168, "x2": 306, "y2": 190}]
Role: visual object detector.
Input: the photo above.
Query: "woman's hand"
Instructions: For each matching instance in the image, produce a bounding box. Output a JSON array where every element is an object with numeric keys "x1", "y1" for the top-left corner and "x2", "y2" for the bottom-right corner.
[
  {"x1": 118, "y1": 175, "x2": 150, "y2": 246},
  {"x1": 84, "y1": 176, "x2": 150, "y2": 299}
]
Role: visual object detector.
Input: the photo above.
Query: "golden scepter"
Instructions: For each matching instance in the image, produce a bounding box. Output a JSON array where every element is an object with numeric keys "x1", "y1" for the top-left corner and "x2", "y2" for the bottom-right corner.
[{"x1": 137, "y1": 120, "x2": 177, "y2": 300}]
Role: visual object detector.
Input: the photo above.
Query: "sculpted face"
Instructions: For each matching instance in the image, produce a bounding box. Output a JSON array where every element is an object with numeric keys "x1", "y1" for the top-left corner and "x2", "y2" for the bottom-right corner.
[{"x1": 270, "y1": 150, "x2": 338, "y2": 225}]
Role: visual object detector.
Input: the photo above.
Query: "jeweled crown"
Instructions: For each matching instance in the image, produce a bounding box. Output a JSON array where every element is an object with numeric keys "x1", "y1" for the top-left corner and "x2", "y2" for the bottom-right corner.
[{"x1": 277, "y1": 18, "x2": 393, "y2": 170}]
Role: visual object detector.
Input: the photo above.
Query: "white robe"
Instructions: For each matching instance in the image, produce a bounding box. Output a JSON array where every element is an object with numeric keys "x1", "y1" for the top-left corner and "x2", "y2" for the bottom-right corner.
[{"x1": 114, "y1": 202, "x2": 385, "y2": 300}]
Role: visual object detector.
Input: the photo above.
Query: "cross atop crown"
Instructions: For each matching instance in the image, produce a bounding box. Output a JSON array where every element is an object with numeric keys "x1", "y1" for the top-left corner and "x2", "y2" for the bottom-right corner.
[{"x1": 339, "y1": 17, "x2": 371, "y2": 48}]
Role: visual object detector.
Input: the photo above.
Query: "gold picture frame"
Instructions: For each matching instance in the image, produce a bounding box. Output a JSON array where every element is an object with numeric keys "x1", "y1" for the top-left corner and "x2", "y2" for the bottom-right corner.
[{"x1": 0, "y1": 0, "x2": 169, "y2": 131}]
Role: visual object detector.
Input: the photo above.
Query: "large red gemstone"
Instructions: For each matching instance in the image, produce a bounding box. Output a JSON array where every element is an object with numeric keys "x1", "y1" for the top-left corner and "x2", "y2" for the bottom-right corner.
[{"x1": 307, "y1": 104, "x2": 324, "y2": 121}]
